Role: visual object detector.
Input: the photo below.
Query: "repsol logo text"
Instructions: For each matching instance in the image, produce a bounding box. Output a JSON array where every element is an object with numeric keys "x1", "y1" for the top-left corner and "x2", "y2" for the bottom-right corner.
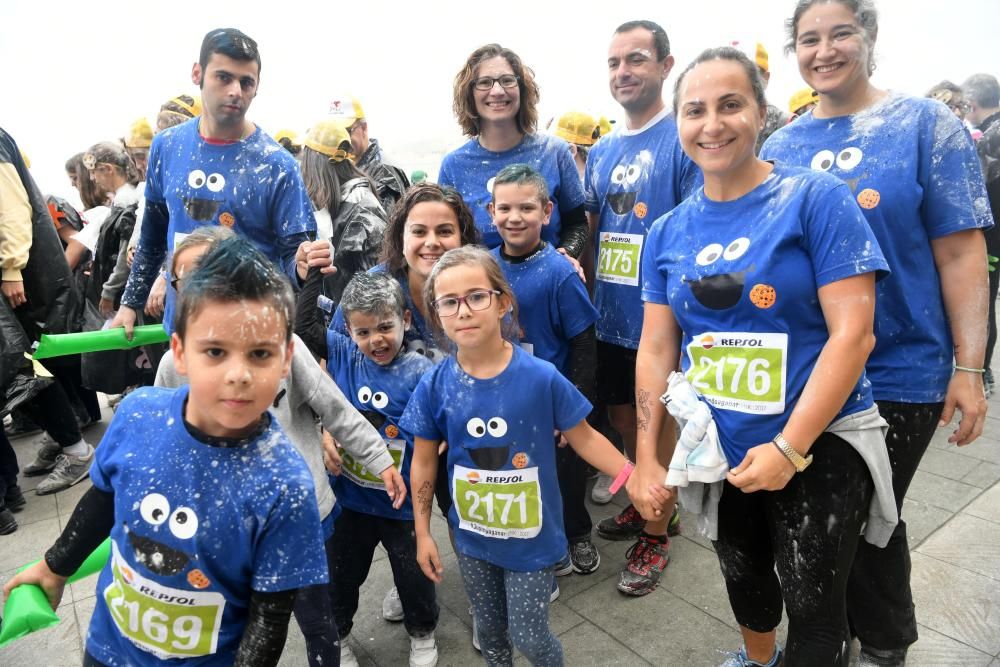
[
  {"x1": 719, "y1": 338, "x2": 764, "y2": 347},
  {"x1": 137, "y1": 586, "x2": 197, "y2": 605},
  {"x1": 483, "y1": 475, "x2": 522, "y2": 483}
]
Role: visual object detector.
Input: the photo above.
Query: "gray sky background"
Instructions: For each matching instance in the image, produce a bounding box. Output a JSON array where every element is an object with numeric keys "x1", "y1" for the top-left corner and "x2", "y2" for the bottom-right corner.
[{"x1": 2, "y1": 0, "x2": 996, "y2": 207}]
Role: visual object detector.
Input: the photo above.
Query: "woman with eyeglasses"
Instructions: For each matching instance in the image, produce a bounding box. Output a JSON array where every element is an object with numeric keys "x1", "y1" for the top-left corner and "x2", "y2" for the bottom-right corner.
[
  {"x1": 438, "y1": 44, "x2": 589, "y2": 259},
  {"x1": 760, "y1": 1, "x2": 993, "y2": 664}
]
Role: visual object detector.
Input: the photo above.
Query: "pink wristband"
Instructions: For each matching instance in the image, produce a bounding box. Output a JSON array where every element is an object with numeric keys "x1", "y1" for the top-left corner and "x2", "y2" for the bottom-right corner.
[{"x1": 608, "y1": 461, "x2": 635, "y2": 494}]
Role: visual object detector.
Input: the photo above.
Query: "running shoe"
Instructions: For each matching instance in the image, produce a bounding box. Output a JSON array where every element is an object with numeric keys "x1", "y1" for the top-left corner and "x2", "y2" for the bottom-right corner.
[
  {"x1": 857, "y1": 646, "x2": 907, "y2": 667},
  {"x1": 409, "y1": 632, "x2": 438, "y2": 667},
  {"x1": 596, "y1": 503, "x2": 645, "y2": 540},
  {"x1": 616, "y1": 535, "x2": 669, "y2": 596},
  {"x1": 382, "y1": 585, "x2": 405, "y2": 621},
  {"x1": 340, "y1": 635, "x2": 360, "y2": 667},
  {"x1": 718, "y1": 644, "x2": 783, "y2": 667},
  {"x1": 554, "y1": 552, "x2": 574, "y2": 576},
  {"x1": 591, "y1": 472, "x2": 614, "y2": 504},
  {"x1": 35, "y1": 444, "x2": 94, "y2": 495},
  {"x1": 569, "y1": 538, "x2": 601, "y2": 574},
  {"x1": 22, "y1": 436, "x2": 61, "y2": 476}
]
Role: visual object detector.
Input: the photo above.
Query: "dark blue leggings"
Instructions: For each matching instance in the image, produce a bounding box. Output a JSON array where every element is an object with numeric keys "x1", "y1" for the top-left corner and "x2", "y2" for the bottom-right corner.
[{"x1": 457, "y1": 553, "x2": 563, "y2": 667}]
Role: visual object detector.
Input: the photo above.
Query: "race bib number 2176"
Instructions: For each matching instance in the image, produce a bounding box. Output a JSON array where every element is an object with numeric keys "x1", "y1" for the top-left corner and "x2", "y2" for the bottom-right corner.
[{"x1": 686, "y1": 332, "x2": 788, "y2": 415}]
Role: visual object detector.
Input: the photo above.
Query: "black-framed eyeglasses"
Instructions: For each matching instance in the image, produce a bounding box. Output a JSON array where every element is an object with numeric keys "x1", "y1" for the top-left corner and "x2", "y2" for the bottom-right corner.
[
  {"x1": 473, "y1": 75, "x2": 519, "y2": 91},
  {"x1": 949, "y1": 101, "x2": 971, "y2": 115},
  {"x1": 432, "y1": 290, "x2": 501, "y2": 317}
]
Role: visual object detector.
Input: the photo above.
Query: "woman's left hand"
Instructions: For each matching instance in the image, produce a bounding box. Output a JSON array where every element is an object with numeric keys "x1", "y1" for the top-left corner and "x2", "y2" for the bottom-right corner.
[
  {"x1": 727, "y1": 442, "x2": 797, "y2": 493},
  {"x1": 940, "y1": 371, "x2": 988, "y2": 446}
]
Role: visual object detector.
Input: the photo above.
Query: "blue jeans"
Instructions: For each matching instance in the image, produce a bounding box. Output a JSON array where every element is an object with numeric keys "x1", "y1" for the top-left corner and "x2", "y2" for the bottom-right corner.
[{"x1": 456, "y1": 553, "x2": 563, "y2": 667}]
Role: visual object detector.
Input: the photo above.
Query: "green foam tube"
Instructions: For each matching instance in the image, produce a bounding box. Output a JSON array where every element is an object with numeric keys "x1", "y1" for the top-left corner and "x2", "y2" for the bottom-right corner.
[
  {"x1": 33, "y1": 325, "x2": 168, "y2": 360},
  {"x1": 0, "y1": 538, "x2": 111, "y2": 648}
]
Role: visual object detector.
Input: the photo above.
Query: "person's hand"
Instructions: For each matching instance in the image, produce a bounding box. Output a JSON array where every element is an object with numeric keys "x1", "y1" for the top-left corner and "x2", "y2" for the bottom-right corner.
[
  {"x1": 322, "y1": 432, "x2": 343, "y2": 475},
  {"x1": 144, "y1": 275, "x2": 166, "y2": 317},
  {"x1": 110, "y1": 305, "x2": 138, "y2": 340},
  {"x1": 727, "y1": 443, "x2": 796, "y2": 493},
  {"x1": 296, "y1": 240, "x2": 337, "y2": 281},
  {"x1": 379, "y1": 465, "x2": 408, "y2": 509},
  {"x1": 416, "y1": 534, "x2": 443, "y2": 583},
  {"x1": 1, "y1": 280, "x2": 26, "y2": 308},
  {"x1": 556, "y1": 248, "x2": 586, "y2": 283},
  {"x1": 626, "y1": 460, "x2": 670, "y2": 520},
  {"x1": 126, "y1": 245, "x2": 137, "y2": 268},
  {"x1": 940, "y1": 370, "x2": 988, "y2": 446},
  {"x1": 99, "y1": 297, "x2": 115, "y2": 317},
  {"x1": 3, "y1": 559, "x2": 68, "y2": 611}
]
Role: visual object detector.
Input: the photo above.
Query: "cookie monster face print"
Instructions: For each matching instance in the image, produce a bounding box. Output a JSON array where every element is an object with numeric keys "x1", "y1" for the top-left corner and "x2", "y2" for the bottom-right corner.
[
  {"x1": 464, "y1": 415, "x2": 510, "y2": 470},
  {"x1": 686, "y1": 237, "x2": 753, "y2": 310},
  {"x1": 183, "y1": 168, "x2": 230, "y2": 223},
  {"x1": 125, "y1": 492, "x2": 200, "y2": 578},
  {"x1": 808, "y1": 145, "x2": 881, "y2": 210},
  {"x1": 606, "y1": 151, "x2": 653, "y2": 217}
]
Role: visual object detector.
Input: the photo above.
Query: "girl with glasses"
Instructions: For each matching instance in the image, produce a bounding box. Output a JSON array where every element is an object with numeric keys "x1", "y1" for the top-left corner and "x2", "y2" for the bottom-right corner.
[
  {"x1": 439, "y1": 44, "x2": 589, "y2": 259},
  {"x1": 402, "y1": 246, "x2": 654, "y2": 667}
]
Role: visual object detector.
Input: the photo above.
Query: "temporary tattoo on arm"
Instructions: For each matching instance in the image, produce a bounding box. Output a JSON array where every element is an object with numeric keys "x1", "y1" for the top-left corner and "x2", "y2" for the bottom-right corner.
[
  {"x1": 415, "y1": 481, "x2": 433, "y2": 517},
  {"x1": 637, "y1": 389, "x2": 651, "y2": 432}
]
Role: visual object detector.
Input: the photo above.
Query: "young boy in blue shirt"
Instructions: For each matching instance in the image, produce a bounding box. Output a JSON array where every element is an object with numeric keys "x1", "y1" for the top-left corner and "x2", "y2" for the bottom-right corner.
[
  {"x1": 300, "y1": 270, "x2": 440, "y2": 667},
  {"x1": 488, "y1": 163, "x2": 603, "y2": 576},
  {"x1": 5, "y1": 238, "x2": 328, "y2": 666}
]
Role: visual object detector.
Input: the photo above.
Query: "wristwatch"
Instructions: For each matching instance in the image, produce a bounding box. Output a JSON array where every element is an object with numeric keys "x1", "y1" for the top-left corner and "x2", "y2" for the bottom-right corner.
[{"x1": 772, "y1": 433, "x2": 813, "y2": 473}]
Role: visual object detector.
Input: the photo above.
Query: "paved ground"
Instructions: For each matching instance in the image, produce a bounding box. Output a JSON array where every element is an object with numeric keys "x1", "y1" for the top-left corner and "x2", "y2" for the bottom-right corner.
[{"x1": 2, "y1": 393, "x2": 999, "y2": 666}]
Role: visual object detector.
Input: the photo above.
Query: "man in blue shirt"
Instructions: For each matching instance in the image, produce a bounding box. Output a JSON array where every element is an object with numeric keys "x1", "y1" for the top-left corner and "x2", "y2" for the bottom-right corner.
[
  {"x1": 585, "y1": 20, "x2": 698, "y2": 597},
  {"x1": 113, "y1": 28, "x2": 315, "y2": 336}
]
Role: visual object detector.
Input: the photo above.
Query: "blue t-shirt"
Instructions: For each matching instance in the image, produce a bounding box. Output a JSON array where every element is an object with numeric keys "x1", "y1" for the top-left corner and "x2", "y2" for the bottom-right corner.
[
  {"x1": 331, "y1": 264, "x2": 450, "y2": 364},
  {"x1": 400, "y1": 345, "x2": 591, "y2": 571},
  {"x1": 584, "y1": 109, "x2": 701, "y2": 349},
  {"x1": 438, "y1": 133, "x2": 585, "y2": 249},
  {"x1": 140, "y1": 119, "x2": 316, "y2": 332},
  {"x1": 86, "y1": 386, "x2": 327, "y2": 665},
  {"x1": 761, "y1": 94, "x2": 994, "y2": 402},
  {"x1": 491, "y1": 243, "x2": 599, "y2": 375},
  {"x1": 641, "y1": 164, "x2": 889, "y2": 466},
  {"x1": 326, "y1": 330, "x2": 433, "y2": 520}
]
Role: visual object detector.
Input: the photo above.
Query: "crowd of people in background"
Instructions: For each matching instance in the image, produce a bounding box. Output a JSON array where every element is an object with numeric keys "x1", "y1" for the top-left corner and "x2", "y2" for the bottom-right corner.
[{"x1": 1, "y1": 0, "x2": 998, "y2": 665}]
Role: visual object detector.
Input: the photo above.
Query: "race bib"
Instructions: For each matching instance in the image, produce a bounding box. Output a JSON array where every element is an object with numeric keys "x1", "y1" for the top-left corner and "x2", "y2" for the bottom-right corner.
[
  {"x1": 597, "y1": 232, "x2": 643, "y2": 286},
  {"x1": 685, "y1": 332, "x2": 788, "y2": 414},
  {"x1": 452, "y1": 465, "x2": 542, "y2": 539},
  {"x1": 339, "y1": 439, "x2": 405, "y2": 489},
  {"x1": 104, "y1": 542, "x2": 225, "y2": 660}
]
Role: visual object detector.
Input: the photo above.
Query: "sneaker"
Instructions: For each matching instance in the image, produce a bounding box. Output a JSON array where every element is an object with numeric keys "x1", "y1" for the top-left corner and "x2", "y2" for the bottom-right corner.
[
  {"x1": 0, "y1": 507, "x2": 17, "y2": 535},
  {"x1": 4, "y1": 410, "x2": 42, "y2": 438},
  {"x1": 4, "y1": 485, "x2": 26, "y2": 512},
  {"x1": 340, "y1": 635, "x2": 360, "y2": 667},
  {"x1": 596, "y1": 503, "x2": 645, "y2": 541},
  {"x1": 591, "y1": 472, "x2": 614, "y2": 504},
  {"x1": 22, "y1": 437, "x2": 61, "y2": 476},
  {"x1": 667, "y1": 505, "x2": 682, "y2": 537},
  {"x1": 382, "y1": 585, "x2": 405, "y2": 622},
  {"x1": 472, "y1": 613, "x2": 480, "y2": 652},
  {"x1": 857, "y1": 646, "x2": 907, "y2": 667},
  {"x1": 569, "y1": 538, "x2": 601, "y2": 574},
  {"x1": 616, "y1": 535, "x2": 669, "y2": 596},
  {"x1": 550, "y1": 577, "x2": 560, "y2": 602},
  {"x1": 719, "y1": 644, "x2": 783, "y2": 667},
  {"x1": 409, "y1": 633, "x2": 438, "y2": 667},
  {"x1": 554, "y1": 552, "x2": 573, "y2": 577},
  {"x1": 35, "y1": 444, "x2": 94, "y2": 495}
]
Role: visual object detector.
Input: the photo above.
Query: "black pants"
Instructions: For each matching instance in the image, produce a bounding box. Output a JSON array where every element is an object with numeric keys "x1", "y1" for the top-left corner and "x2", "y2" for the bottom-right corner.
[
  {"x1": 846, "y1": 400, "x2": 943, "y2": 651},
  {"x1": 19, "y1": 381, "x2": 84, "y2": 448},
  {"x1": 556, "y1": 442, "x2": 592, "y2": 542},
  {"x1": 46, "y1": 354, "x2": 102, "y2": 423},
  {"x1": 330, "y1": 508, "x2": 438, "y2": 639},
  {"x1": 986, "y1": 266, "x2": 999, "y2": 374},
  {"x1": 293, "y1": 531, "x2": 340, "y2": 667},
  {"x1": 0, "y1": 430, "x2": 18, "y2": 500},
  {"x1": 714, "y1": 432, "x2": 873, "y2": 666}
]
